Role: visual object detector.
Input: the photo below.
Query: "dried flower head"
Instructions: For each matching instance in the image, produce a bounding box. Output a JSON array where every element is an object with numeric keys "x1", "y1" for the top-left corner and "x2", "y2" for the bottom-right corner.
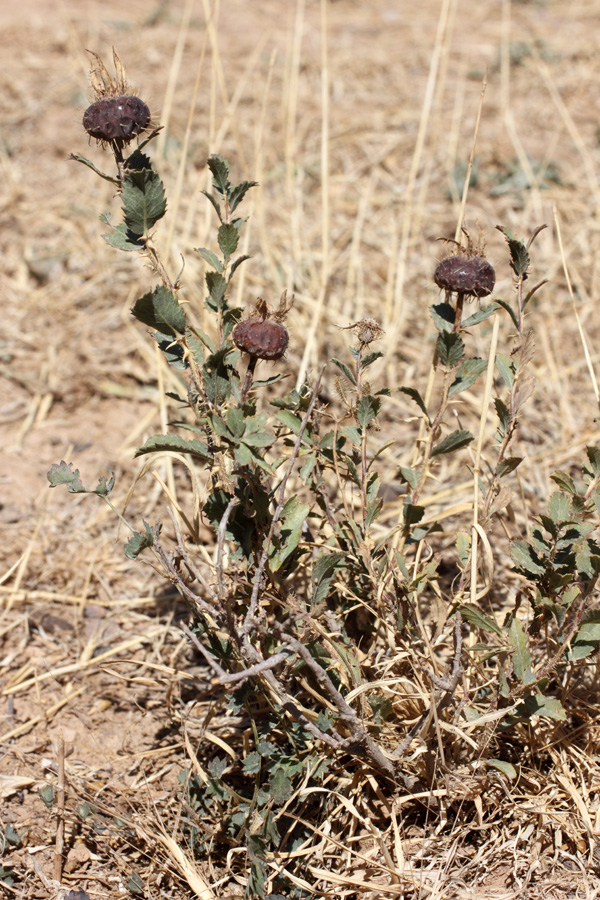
[
  {"x1": 233, "y1": 292, "x2": 293, "y2": 361},
  {"x1": 82, "y1": 49, "x2": 151, "y2": 147},
  {"x1": 339, "y1": 317, "x2": 384, "y2": 346},
  {"x1": 434, "y1": 227, "x2": 495, "y2": 298}
]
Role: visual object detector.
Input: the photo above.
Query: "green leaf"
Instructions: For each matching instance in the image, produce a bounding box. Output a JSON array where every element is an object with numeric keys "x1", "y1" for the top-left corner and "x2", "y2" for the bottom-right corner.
[
  {"x1": 340, "y1": 425, "x2": 361, "y2": 445},
  {"x1": 277, "y1": 409, "x2": 304, "y2": 435},
  {"x1": 487, "y1": 759, "x2": 517, "y2": 779},
  {"x1": 243, "y1": 751, "x2": 261, "y2": 774},
  {"x1": 270, "y1": 498, "x2": 310, "y2": 571},
  {"x1": 587, "y1": 446, "x2": 600, "y2": 477},
  {"x1": 207, "y1": 154, "x2": 230, "y2": 196},
  {"x1": 228, "y1": 179, "x2": 258, "y2": 213},
  {"x1": 218, "y1": 222, "x2": 240, "y2": 259},
  {"x1": 459, "y1": 604, "x2": 503, "y2": 637},
  {"x1": 68, "y1": 152, "x2": 120, "y2": 184},
  {"x1": 568, "y1": 611, "x2": 600, "y2": 661},
  {"x1": 365, "y1": 497, "x2": 383, "y2": 529},
  {"x1": 229, "y1": 254, "x2": 252, "y2": 279},
  {"x1": 431, "y1": 429, "x2": 473, "y2": 457},
  {"x1": 201, "y1": 189, "x2": 222, "y2": 221},
  {"x1": 205, "y1": 271, "x2": 227, "y2": 310},
  {"x1": 495, "y1": 298, "x2": 519, "y2": 329},
  {"x1": 132, "y1": 285, "x2": 186, "y2": 336},
  {"x1": 124, "y1": 524, "x2": 156, "y2": 559},
  {"x1": 436, "y1": 331, "x2": 465, "y2": 368},
  {"x1": 398, "y1": 466, "x2": 420, "y2": 489},
  {"x1": 518, "y1": 693, "x2": 566, "y2": 720},
  {"x1": 548, "y1": 492, "x2": 571, "y2": 525},
  {"x1": 39, "y1": 785, "x2": 54, "y2": 809},
  {"x1": 550, "y1": 471, "x2": 578, "y2": 495},
  {"x1": 102, "y1": 223, "x2": 145, "y2": 251},
  {"x1": 242, "y1": 432, "x2": 275, "y2": 448},
  {"x1": 404, "y1": 503, "x2": 425, "y2": 527},
  {"x1": 431, "y1": 302, "x2": 456, "y2": 332},
  {"x1": 134, "y1": 434, "x2": 211, "y2": 461},
  {"x1": 226, "y1": 407, "x2": 245, "y2": 438},
  {"x1": 449, "y1": 357, "x2": 488, "y2": 396},
  {"x1": 356, "y1": 395, "x2": 381, "y2": 429},
  {"x1": 461, "y1": 303, "x2": 499, "y2": 328},
  {"x1": 122, "y1": 169, "x2": 167, "y2": 235},
  {"x1": 509, "y1": 618, "x2": 532, "y2": 682},
  {"x1": 495, "y1": 353, "x2": 515, "y2": 389},
  {"x1": 47, "y1": 461, "x2": 84, "y2": 493},
  {"x1": 510, "y1": 540, "x2": 546, "y2": 576},
  {"x1": 494, "y1": 398, "x2": 511, "y2": 433},
  {"x1": 195, "y1": 247, "x2": 223, "y2": 272},
  {"x1": 362, "y1": 350, "x2": 384, "y2": 369},
  {"x1": 269, "y1": 767, "x2": 292, "y2": 804},
  {"x1": 399, "y1": 386, "x2": 429, "y2": 418},
  {"x1": 496, "y1": 457, "x2": 523, "y2": 478},
  {"x1": 496, "y1": 225, "x2": 530, "y2": 278},
  {"x1": 313, "y1": 552, "x2": 346, "y2": 604},
  {"x1": 331, "y1": 357, "x2": 356, "y2": 385}
]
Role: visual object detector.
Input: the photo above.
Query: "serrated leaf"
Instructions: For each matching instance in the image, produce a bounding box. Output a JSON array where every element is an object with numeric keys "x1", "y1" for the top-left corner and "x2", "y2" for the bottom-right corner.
[
  {"x1": 510, "y1": 540, "x2": 545, "y2": 576},
  {"x1": 550, "y1": 471, "x2": 578, "y2": 495},
  {"x1": 449, "y1": 357, "x2": 488, "y2": 395},
  {"x1": 487, "y1": 759, "x2": 517, "y2": 779},
  {"x1": 431, "y1": 429, "x2": 473, "y2": 457},
  {"x1": 195, "y1": 246, "x2": 223, "y2": 272},
  {"x1": 277, "y1": 409, "x2": 304, "y2": 434},
  {"x1": 226, "y1": 407, "x2": 245, "y2": 438},
  {"x1": 497, "y1": 226, "x2": 530, "y2": 278},
  {"x1": 436, "y1": 331, "x2": 465, "y2": 368},
  {"x1": 134, "y1": 434, "x2": 211, "y2": 461},
  {"x1": 201, "y1": 189, "x2": 222, "y2": 221},
  {"x1": 404, "y1": 503, "x2": 425, "y2": 526},
  {"x1": 243, "y1": 751, "x2": 261, "y2": 774},
  {"x1": 340, "y1": 425, "x2": 362, "y2": 445},
  {"x1": 124, "y1": 526, "x2": 155, "y2": 559},
  {"x1": 568, "y1": 611, "x2": 600, "y2": 660},
  {"x1": 122, "y1": 169, "x2": 167, "y2": 235},
  {"x1": 365, "y1": 497, "x2": 383, "y2": 529},
  {"x1": 207, "y1": 154, "x2": 230, "y2": 196},
  {"x1": 228, "y1": 179, "x2": 258, "y2": 213},
  {"x1": 103, "y1": 223, "x2": 144, "y2": 251},
  {"x1": 587, "y1": 446, "x2": 600, "y2": 477},
  {"x1": 47, "y1": 461, "x2": 85, "y2": 493},
  {"x1": 356, "y1": 395, "x2": 381, "y2": 428},
  {"x1": 461, "y1": 303, "x2": 499, "y2": 328},
  {"x1": 509, "y1": 617, "x2": 532, "y2": 682},
  {"x1": 548, "y1": 492, "x2": 571, "y2": 525},
  {"x1": 496, "y1": 457, "x2": 523, "y2": 478},
  {"x1": 459, "y1": 603, "x2": 504, "y2": 637},
  {"x1": 218, "y1": 222, "x2": 240, "y2": 259},
  {"x1": 205, "y1": 271, "x2": 227, "y2": 309},
  {"x1": 362, "y1": 350, "x2": 384, "y2": 369},
  {"x1": 495, "y1": 353, "x2": 515, "y2": 388},
  {"x1": 431, "y1": 302, "x2": 456, "y2": 332},
  {"x1": 313, "y1": 552, "x2": 346, "y2": 604},
  {"x1": 399, "y1": 386, "x2": 429, "y2": 418},
  {"x1": 132, "y1": 286, "x2": 186, "y2": 336},
  {"x1": 494, "y1": 398, "x2": 511, "y2": 433}
]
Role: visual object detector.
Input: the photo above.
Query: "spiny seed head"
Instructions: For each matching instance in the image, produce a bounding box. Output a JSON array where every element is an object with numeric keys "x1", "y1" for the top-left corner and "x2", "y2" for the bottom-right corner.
[
  {"x1": 434, "y1": 254, "x2": 495, "y2": 298},
  {"x1": 83, "y1": 95, "x2": 151, "y2": 144},
  {"x1": 233, "y1": 318, "x2": 289, "y2": 360}
]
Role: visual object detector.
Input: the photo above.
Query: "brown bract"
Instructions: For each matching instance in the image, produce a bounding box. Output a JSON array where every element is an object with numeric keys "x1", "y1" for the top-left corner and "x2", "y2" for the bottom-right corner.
[
  {"x1": 233, "y1": 318, "x2": 289, "y2": 360},
  {"x1": 434, "y1": 254, "x2": 495, "y2": 298}
]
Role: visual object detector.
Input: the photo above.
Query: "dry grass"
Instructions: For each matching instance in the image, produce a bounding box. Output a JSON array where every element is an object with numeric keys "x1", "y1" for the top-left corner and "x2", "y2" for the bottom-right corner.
[{"x1": 3, "y1": 0, "x2": 600, "y2": 897}]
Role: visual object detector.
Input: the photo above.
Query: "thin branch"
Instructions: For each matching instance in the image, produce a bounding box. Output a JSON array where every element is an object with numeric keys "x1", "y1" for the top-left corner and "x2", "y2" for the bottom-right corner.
[
  {"x1": 216, "y1": 497, "x2": 240, "y2": 600},
  {"x1": 180, "y1": 621, "x2": 227, "y2": 679},
  {"x1": 217, "y1": 649, "x2": 294, "y2": 685}
]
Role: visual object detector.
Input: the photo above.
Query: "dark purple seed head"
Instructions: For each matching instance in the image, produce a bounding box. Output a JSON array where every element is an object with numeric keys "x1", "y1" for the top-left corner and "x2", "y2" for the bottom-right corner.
[
  {"x1": 233, "y1": 318, "x2": 289, "y2": 360},
  {"x1": 434, "y1": 254, "x2": 495, "y2": 298},
  {"x1": 82, "y1": 95, "x2": 151, "y2": 143}
]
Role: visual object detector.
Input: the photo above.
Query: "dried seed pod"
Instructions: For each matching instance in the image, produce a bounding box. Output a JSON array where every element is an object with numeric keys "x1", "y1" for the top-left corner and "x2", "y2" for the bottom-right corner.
[
  {"x1": 233, "y1": 318, "x2": 289, "y2": 360},
  {"x1": 83, "y1": 95, "x2": 151, "y2": 144},
  {"x1": 434, "y1": 254, "x2": 495, "y2": 298}
]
